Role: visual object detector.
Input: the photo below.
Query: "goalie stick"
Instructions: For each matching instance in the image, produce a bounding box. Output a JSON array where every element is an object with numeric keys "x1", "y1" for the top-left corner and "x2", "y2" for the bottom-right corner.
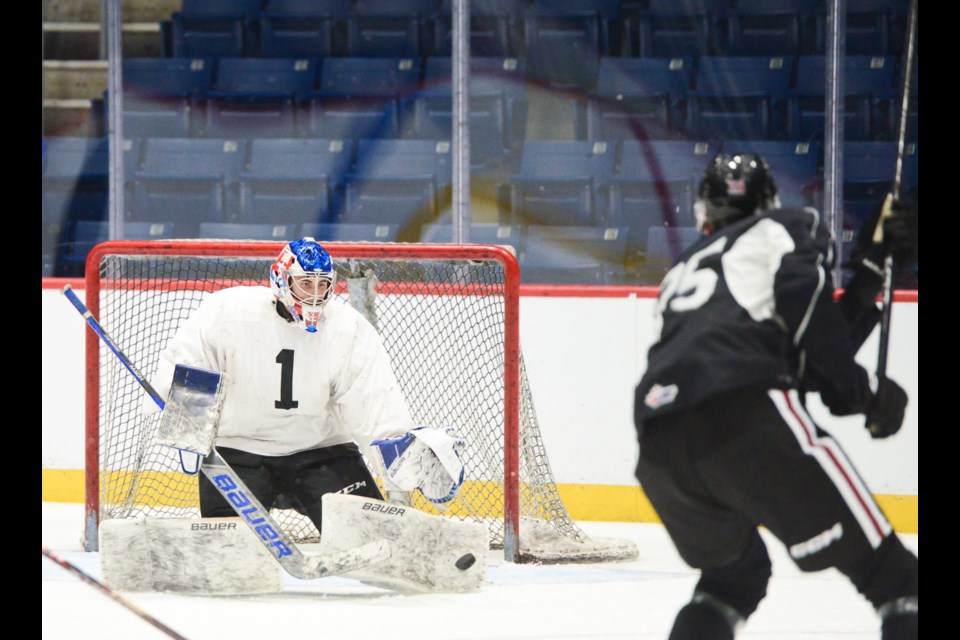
[
  {"x1": 42, "y1": 546, "x2": 188, "y2": 640},
  {"x1": 60, "y1": 284, "x2": 391, "y2": 581},
  {"x1": 874, "y1": 0, "x2": 918, "y2": 377}
]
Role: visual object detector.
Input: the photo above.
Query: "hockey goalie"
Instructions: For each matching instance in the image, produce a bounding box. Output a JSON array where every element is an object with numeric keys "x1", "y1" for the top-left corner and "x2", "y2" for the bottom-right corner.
[{"x1": 96, "y1": 238, "x2": 488, "y2": 594}]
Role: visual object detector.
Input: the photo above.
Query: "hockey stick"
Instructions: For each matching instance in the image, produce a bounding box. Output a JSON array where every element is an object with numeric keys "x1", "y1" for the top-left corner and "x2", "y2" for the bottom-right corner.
[
  {"x1": 60, "y1": 284, "x2": 391, "y2": 581},
  {"x1": 42, "y1": 546, "x2": 188, "y2": 640},
  {"x1": 874, "y1": 0, "x2": 918, "y2": 377}
]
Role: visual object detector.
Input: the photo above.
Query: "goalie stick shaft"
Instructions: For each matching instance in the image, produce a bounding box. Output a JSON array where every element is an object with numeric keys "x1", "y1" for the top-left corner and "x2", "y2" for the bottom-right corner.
[
  {"x1": 60, "y1": 285, "x2": 390, "y2": 581},
  {"x1": 875, "y1": 0, "x2": 918, "y2": 377},
  {"x1": 42, "y1": 546, "x2": 188, "y2": 640}
]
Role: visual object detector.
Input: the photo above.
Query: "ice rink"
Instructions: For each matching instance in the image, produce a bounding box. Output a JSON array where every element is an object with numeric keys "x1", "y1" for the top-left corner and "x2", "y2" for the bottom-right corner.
[{"x1": 42, "y1": 502, "x2": 918, "y2": 639}]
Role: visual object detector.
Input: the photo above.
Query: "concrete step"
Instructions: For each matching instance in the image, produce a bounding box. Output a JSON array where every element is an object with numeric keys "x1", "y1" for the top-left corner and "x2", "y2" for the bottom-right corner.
[
  {"x1": 44, "y1": 0, "x2": 179, "y2": 23},
  {"x1": 43, "y1": 22, "x2": 164, "y2": 60}
]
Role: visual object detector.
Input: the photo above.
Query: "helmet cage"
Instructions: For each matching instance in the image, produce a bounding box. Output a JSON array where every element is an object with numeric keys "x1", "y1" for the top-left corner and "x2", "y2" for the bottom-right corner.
[
  {"x1": 270, "y1": 238, "x2": 336, "y2": 332},
  {"x1": 695, "y1": 153, "x2": 779, "y2": 231}
]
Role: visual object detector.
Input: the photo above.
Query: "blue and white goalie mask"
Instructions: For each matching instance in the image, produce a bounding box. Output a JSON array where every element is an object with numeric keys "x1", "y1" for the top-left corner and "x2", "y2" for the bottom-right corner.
[{"x1": 270, "y1": 237, "x2": 336, "y2": 332}]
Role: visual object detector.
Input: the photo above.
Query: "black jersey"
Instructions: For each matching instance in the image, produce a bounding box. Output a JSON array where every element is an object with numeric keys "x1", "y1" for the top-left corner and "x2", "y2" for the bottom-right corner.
[{"x1": 635, "y1": 207, "x2": 873, "y2": 422}]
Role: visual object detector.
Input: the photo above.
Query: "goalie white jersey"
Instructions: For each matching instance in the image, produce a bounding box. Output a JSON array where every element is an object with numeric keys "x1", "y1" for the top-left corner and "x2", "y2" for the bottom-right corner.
[{"x1": 150, "y1": 286, "x2": 415, "y2": 456}]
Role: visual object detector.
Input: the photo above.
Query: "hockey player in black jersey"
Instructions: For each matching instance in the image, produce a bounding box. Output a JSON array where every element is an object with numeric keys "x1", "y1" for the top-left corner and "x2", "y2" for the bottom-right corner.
[{"x1": 633, "y1": 154, "x2": 918, "y2": 640}]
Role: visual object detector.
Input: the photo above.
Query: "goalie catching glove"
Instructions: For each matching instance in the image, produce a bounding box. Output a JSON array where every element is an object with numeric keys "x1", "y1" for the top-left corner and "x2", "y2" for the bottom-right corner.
[{"x1": 372, "y1": 426, "x2": 466, "y2": 505}]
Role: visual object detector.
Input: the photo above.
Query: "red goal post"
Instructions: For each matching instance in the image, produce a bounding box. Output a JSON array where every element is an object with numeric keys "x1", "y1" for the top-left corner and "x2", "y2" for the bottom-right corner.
[{"x1": 82, "y1": 239, "x2": 637, "y2": 564}]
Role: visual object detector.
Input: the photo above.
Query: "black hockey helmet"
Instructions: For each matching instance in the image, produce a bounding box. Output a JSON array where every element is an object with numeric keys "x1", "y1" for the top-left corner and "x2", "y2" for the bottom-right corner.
[{"x1": 694, "y1": 153, "x2": 779, "y2": 231}]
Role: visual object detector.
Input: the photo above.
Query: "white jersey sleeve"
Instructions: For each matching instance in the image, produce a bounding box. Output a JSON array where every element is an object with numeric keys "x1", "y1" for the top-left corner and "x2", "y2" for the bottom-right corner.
[{"x1": 327, "y1": 310, "x2": 416, "y2": 449}]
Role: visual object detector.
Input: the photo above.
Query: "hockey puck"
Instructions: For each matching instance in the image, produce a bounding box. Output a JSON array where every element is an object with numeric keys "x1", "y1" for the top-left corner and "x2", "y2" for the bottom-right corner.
[{"x1": 455, "y1": 553, "x2": 476, "y2": 570}]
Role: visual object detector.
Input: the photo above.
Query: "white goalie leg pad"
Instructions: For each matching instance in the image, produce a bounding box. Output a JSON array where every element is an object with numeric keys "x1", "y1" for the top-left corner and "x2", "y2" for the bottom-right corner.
[
  {"x1": 319, "y1": 493, "x2": 488, "y2": 593},
  {"x1": 99, "y1": 516, "x2": 282, "y2": 594}
]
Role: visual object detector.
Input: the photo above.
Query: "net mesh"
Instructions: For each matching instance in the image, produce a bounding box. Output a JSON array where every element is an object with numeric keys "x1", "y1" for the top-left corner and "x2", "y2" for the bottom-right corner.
[{"x1": 91, "y1": 243, "x2": 637, "y2": 562}]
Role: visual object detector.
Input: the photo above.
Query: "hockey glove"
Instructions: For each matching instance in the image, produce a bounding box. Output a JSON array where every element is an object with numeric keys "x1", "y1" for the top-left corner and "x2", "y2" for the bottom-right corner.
[
  {"x1": 818, "y1": 364, "x2": 874, "y2": 417},
  {"x1": 372, "y1": 426, "x2": 466, "y2": 505},
  {"x1": 845, "y1": 197, "x2": 919, "y2": 306},
  {"x1": 865, "y1": 376, "x2": 908, "y2": 439}
]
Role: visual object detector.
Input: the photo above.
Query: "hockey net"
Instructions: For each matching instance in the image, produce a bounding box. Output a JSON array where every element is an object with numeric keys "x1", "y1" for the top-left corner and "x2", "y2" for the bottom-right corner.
[{"x1": 83, "y1": 240, "x2": 638, "y2": 563}]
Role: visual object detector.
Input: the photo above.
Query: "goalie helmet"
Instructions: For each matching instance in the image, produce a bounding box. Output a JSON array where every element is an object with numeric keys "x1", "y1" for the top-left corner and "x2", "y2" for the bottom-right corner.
[
  {"x1": 270, "y1": 238, "x2": 336, "y2": 332},
  {"x1": 694, "y1": 153, "x2": 779, "y2": 232}
]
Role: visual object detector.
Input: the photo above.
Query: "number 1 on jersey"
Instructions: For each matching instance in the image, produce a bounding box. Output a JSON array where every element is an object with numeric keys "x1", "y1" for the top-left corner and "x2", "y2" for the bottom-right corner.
[{"x1": 275, "y1": 348, "x2": 299, "y2": 409}]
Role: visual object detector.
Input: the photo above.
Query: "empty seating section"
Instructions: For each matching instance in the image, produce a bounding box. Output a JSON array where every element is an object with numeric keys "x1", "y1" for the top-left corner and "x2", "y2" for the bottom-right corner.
[
  {"x1": 198, "y1": 221, "x2": 296, "y2": 239},
  {"x1": 257, "y1": 0, "x2": 345, "y2": 58},
  {"x1": 688, "y1": 55, "x2": 793, "y2": 141},
  {"x1": 203, "y1": 57, "x2": 318, "y2": 138},
  {"x1": 788, "y1": 55, "x2": 897, "y2": 141},
  {"x1": 121, "y1": 58, "x2": 214, "y2": 138},
  {"x1": 577, "y1": 56, "x2": 692, "y2": 141},
  {"x1": 238, "y1": 138, "x2": 353, "y2": 224},
  {"x1": 630, "y1": 0, "x2": 729, "y2": 59},
  {"x1": 723, "y1": 0, "x2": 818, "y2": 56},
  {"x1": 167, "y1": 0, "x2": 263, "y2": 58},
  {"x1": 43, "y1": 0, "x2": 917, "y2": 286},
  {"x1": 429, "y1": 0, "x2": 521, "y2": 57},
  {"x1": 57, "y1": 220, "x2": 175, "y2": 277},
  {"x1": 420, "y1": 222, "x2": 521, "y2": 250},
  {"x1": 307, "y1": 57, "x2": 421, "y2": 140},
  {"x1": 611, "y1": 139, "x2": 717, "y2": 238},
  {"x1": 341, "y1": 138, "x2": 453, "y2": 238},
  {"x1": 300, "y1": 222, "x2": 400, "y2": 242},
  {"x1": 416, "y1": 56, "x2": 527, "y2": 170},
  {"x1": 507, "y1": 141, "x2": 617, "y2": 227},
  {"x1": 520, "y1": 225, "x2": 630, "y2": 284},
  {"x1": 42, "y1": 136, "x2": 111, "y2": 226},
  {"x1": 128, "y1": 137, "x2": 247, "y2": 235}
]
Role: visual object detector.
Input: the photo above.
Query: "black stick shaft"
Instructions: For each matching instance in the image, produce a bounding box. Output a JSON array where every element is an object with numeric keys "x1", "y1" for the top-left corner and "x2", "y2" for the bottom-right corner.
[
  {"x1": 42, "y1": 546, "x2": 189, "y2": 640},
  {"x1": 877, "y1": 0, "x2": 918, "y2": 376}
]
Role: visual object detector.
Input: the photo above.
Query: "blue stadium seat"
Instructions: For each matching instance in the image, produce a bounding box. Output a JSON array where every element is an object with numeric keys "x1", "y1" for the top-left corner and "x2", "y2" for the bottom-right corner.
[
  {"x1": 57, "y1": 220, "x2": 175, "y2": 277},
  {"x1": 121, "y1": 58, "x2": 213, "y2": 138},
  {"x1": 168, "y1": 0, "x2": 262, "y2": 58},
  {"x1": 258, "y1": 0, "x2": 345, "y2": 57},
  {"x1": 307, "y1": 57, "x2": 421, "y2": 140},
  {"x1": 419, "y1": 222, "x2": 521, "y2": 252},
  {"x1": 237, "y1": 138, "x2": 353, "y2": 225},
  {"x1": 811, "y1": 0, "x2": 906, "y2": 56},
  {"x1": 341, "y1": 139, "x2": 453, "y2": 237},
  {"x1": 720, "y1": 140, "x2": 821, "y2": 209},
  {"x1": 788, "y1": 55, "x2": 897, "y2": 141},
  {"x1": 521, "y1": 3, "x2": 612, "y2": 91},
  {"x1": 723, "y1": 0, "x2": 818, "y2": 56},
  {"x1": 687, "y1": 56, "x2": 794, "y2": 141},
  {"x1": 630, "y1": 0, "x2": 730, "y2": 58},
  {"x1": 339, "y1": 0, "x2": 440, "y2": 57},
  {"x1": 202, "y1": 57, "x2": 318, "y2": 138},
  {"x1": 576, "y1": 56, "x2": 693, "y2": 141},
  {"x1": 610, "y1": 140, "x2": 717, "y2": 242},
  {"x1": 129, "y1": 137, "x2": 247, "y2": 235},
  {"x1": 415, "y1": 57, "x2": 528, "y2": 170},
  {"x1": 42, "y1": 136, "x2": 110, "y2": 224},
  {"x1": 300, "y1": 222, "x2": 400, "y2": 242},
  {"x1": 198, "y1": 222, "x2": 296, "y2": 240},
  {"x1": 643, "y1": 225, "x2": 701, "y2": 277},
  {"x1": 841, "y1": 141, "x2": 917, "y2": 227},
  {"x1": 520, "y1": 225, "x2": 630, "y2": 285},
  {"x1": 428, "y1": 0, "x2": 520, "y2": 57},
  {"x1": 507, "y1": 140, "x2": 617, "y2": 227}
]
